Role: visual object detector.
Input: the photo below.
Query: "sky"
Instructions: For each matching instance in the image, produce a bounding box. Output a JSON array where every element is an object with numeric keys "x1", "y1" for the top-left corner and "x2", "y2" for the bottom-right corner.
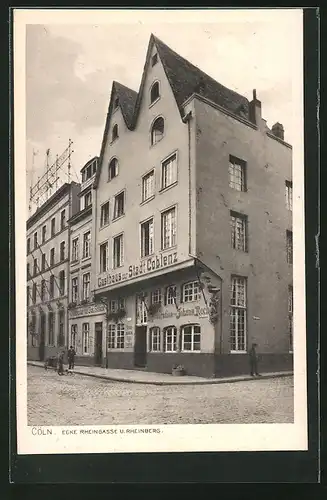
[{"x1": 25, "y1": 10, "x2": 302, "y2": 210}]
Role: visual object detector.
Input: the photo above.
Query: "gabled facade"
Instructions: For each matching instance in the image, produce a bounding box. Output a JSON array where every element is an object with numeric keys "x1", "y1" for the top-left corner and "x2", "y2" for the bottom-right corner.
[{"x1": 91, "y1": 35, "x2": 293, "y2": 377}]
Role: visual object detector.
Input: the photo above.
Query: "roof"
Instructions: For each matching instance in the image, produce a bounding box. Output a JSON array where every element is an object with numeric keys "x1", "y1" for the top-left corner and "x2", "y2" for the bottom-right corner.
[
  {"x1": 80, "y1": 155, "x2": 99, "y2": 174},
  {"x1": 94, "y1": 34, "x2": 250, "y2": 187}
]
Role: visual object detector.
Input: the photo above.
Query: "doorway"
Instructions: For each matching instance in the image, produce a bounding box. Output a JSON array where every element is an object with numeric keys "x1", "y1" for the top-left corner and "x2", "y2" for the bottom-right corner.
[
  {"x1": 94, "y1": 322, "x2": 103, "y2": 366},
  {"x1": 134, "y1": 326, "x2": 147, "y2": 368}
]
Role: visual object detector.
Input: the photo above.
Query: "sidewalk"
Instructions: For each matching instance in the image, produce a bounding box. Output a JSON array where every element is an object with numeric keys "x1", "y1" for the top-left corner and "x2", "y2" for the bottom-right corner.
[{"x1": 27, "y1": 360, "x2": 293, "y2": 386}]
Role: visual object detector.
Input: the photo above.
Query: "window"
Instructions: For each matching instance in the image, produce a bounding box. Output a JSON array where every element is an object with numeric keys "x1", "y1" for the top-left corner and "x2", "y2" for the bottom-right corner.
[
  {"x1": 162, "y1": 153, "x2": 177, "y2": 189},
  {"x1": 113, "y1": 191, "x2": 125, "y2": 219},
  {"x1": 100, "y1": 242, "x2": 109, "y2": 272},
  {"x1": 151, "y1": 117, "x2": 164, "y2": 145},
  {"x1": 58, "y1": 310, "x2": 65, "y2": 345},
  {"x1": 150, "y1": 81, "x2": 160, "y2": 104},
  {"x1": 100, "y1": 202, "x2": 110, "y2": 227},
  {"x1": 33, "y1": 258, "x2": 38, "y2": 276},
  {"x1": 286, "y1": 230, "x2": 293, "y2": 265},
  {"x1": 82, "y1": 273, "x2": 90, "y2": 301},
  {"x1": 229, "y1": 156, "x2": 246, "y2": 191},
  {"x1": 72, "y1": 238, "x2": 79, "y2": 261},
  {"x1": 164, "y1": 326, "x2": 177, "y2": 352},
  {"x1": 142, "y1": 170, "x2": 154, "y2": 202},
  {"x1": 286, "y1": 181, "x2": 293, "y2": 211},
  {"x1": 41, "y1": 253, "x2": 46, "y2": 271},
  {"x1": 108, "y1": 158, "x2": 118, "y2": 181},
  {"x1": 151, "y1": 289, "x2": 162, "y2": 305},
  {"x1": 150, "y1": 327, "x2": 161, "y2": 352},
  {"x1": 59, "y1": 270, "x2": 65, "y2": 296},
  {"x1": 60, "y1": 210, "x2": 66, "y2": 230},
  {"x1": 27, "y1": 286, "x2": 30, "y2": 306},
  {"x1": 161, "y1": 207, "x2": 176, "y2": 250},
  {"x1": 51, "y1": 218, "x2": 56, "y2": 236},
  {"x1": 231, "y1": 212, "x2": 248, "y2": 252},
  {"x1": 112, "y1": 124, "x2": 119, "y2": 142},
  {"x1": 40, "y1": 280, "x2": 46, "y2": 301},
  {"x1": 182, "y1": 324, "x2": 201, "y2": 351},
  {"x1": 83, "y1": 231, "x2": 91, "y2": 258},
  {"x1": 230, "y1": 276, "x2": 247, "y2": 352},
  {"x1": 165, "y1": 285, "x2": 177, "y2": 305},
  {"x1": 117, "y1": 324, "x2": 125, "y2": 348},
  {"x1": 71, "y1": 277, "x2": 78, "y2": 303},
  {"x1": 114, "y1": 97, "x2": 119, "y2": 110},
  {"x1": 288, "y1": 285, "x2": 293, "y2": 352},
  {"x1": 82, "y1": 323, "x2": 90, "y2": 354},
  {"x1": 42, "y1": 225, "x2": 47, "y2": 243},
  {"x1": 48, "y1": 312, "x2": 54, "y2": 346},
  {"x1": 84, "y1": 191, "x2": 92, "y2": 208},
  {"x1": 182, "y1": 281, "x2": 200, "y2": 303},
  {"x1": 151, "y1": 53, "x2": 158, "y2": 66},
  {"x1": 32, "y1": 283, "x2": 37, "y2": 304},
  {"x1": 113, "y1": 234, "x2": 124, "y2": 268},
  {"x1": 27, "y1": 238, "x2": 30, "y2": 254},
  {"x1": 60, "y1": 241, "x2": 65, "y2": 261},
  {"x1": 108, "y1": 324, "x2": 124, "y2": 348},
  {"x1": 27, "y1": 263, "x2": 30, "y2": 280},
  {"x1": 71, "y1": 325, "x2": 77, "y2": 350},
  {"x1": 34, "y1": 232, "x2": 38, "y2": 249},
  {"x1": 109, "y1": 298, "x2": 125, "y2": 312},
  {"x1": 141, "y1": 218, "x2": 154, "y2": 257},
  {"x1": 49, "y1": 275, "x2": 55, "y2": 299},
  {"x1": 136, "y1": 295, "x2": 148, "y2": 325},
  {"x1": 50, "y1": 248, "x2": 55, "y2": 266}
]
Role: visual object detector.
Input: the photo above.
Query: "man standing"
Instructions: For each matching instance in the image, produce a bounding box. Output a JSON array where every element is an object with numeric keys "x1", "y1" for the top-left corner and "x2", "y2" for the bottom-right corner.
[
  {"x1": 67, "y1": 346, "x2": 76, "y2": 370},
  {"x1": 249, "y1": 343, "x2": 260, "y2": 376}
]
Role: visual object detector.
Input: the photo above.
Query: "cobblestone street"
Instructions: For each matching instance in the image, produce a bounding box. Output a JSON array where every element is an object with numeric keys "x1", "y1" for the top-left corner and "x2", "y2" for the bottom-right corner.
[{"x1": 27, "y1": 365, "x2": 294, "y2": 426}]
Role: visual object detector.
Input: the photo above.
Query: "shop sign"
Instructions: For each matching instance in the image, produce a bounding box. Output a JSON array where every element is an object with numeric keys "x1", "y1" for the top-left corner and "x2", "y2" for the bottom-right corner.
[
  {"x1": 148, "y1": 305, "x2": 209, "y2": 322},
  {"x1": 97, "y1": 251, "x2": 178, "y2": 288},
  {"x1": 69, "y1": 303, "x2": 106, "y2": 319}
]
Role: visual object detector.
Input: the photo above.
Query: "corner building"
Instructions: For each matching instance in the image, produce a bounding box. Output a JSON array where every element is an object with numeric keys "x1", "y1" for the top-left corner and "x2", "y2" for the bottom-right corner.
[{"x1": 93, "y1": 35, "x2": 293, "y2": 377}]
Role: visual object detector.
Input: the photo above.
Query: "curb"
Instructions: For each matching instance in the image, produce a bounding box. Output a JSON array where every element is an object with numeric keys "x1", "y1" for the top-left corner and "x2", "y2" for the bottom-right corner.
[{"x1": 27, "y1": 362, "x2": 293, "y2": 386}]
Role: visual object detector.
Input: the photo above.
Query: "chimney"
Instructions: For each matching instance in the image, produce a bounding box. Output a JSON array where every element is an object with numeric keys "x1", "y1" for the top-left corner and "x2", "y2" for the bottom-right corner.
[
  {"x1": 249, "y1": 88, "x2": 262, "y2": 125},
  {"x1": 271, "y1": 122, "x2": 285, "y2": 141}
]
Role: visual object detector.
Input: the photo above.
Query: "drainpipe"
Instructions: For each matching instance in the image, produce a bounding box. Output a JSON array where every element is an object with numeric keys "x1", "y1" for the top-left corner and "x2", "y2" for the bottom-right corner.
[{"x1": 182, "y1": 110, "x2": 193, "y2": 256}]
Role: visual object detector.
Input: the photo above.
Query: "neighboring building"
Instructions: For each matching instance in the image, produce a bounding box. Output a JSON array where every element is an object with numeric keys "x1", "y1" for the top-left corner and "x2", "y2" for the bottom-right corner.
[
  {"x1": 26, "y1": 182, "x2": 80, "y2": 361},
  {"x1": 67, "y1": 157, "x2": 107, "y2": 366},
  {"x1": 92, "y1": 34, "x2": 293, "y2": 377}
]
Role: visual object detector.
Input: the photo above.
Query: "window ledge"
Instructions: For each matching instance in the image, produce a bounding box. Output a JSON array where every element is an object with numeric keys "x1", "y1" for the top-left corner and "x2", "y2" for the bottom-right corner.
[
  {"x1": 81, "y1": 256, "x2": 91, "y2": 262},
  {"x1": 112, "y1": 214, "x2": 125, "y2": 223},
  {"x1": 100, "y1": 223, "x2": 109, "y2": 230},
  {"x1": 140, "y1": 195, "x2": 155, "y2": 206},
  {"x1": 230, "y1": 351, "x2": 247, "y2": 354},
  {"x1": 71, "y1": 259, "x2": 79, "y2": 265},
  {"x1": 181, "y1": 350, "x2": 201, "y2": 353},
  {"x1": 159, "y1": 181, "x2": 178, "y2": 194},
  {"x1": 107, "y1": 176, "x2": 118, "y2": 183},
  {"x1": 140, "y1": 252, "x2": 155, "y2": 260},
  {"x1": 159, "y1": 244, "x2": 177, "y2": 254}
]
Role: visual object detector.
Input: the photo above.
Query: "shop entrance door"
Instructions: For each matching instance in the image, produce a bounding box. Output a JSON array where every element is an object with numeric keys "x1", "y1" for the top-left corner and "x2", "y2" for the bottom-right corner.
[
  {"x1": 134, "y1": 326, "x2": 147, "y2": 368},
  {"x1": 94, "y1": 322, "x2": 103, "y2": 366}
]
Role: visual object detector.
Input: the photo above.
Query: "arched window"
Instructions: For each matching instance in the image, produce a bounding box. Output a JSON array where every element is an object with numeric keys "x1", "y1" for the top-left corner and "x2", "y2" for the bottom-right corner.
[
  {"x1": 163, "y1": 326, "x2": 177, "y2": 352},
  {"x1": 108, "y1": 158, "x2": 118, "y2": 181},
  {"x1": 151, "y1": 117, "x2": 164, "y2": 146},
  {"x1": 112, "y1": 124, "x2": 119, "y2": 142},
  {"x1": 181, "y1": 324, "x2": 201, "y2": 352},
  {"x1": 150, "y1": 81, "x2": 160, "y2": 104}
]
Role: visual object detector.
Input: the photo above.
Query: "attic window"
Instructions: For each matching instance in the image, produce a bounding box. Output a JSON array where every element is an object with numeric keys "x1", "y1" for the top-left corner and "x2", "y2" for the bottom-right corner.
[
  {"x1": 151, "y1": 117, "x2": 164, "y2": 146},
  {"x1": 150, "y1": 81, "x2": 160, "y2": 105},
  {"x1": 112, "y1": 124, "x2": 119, "y2": 142},
  {"x1": 114, "y1": 97, "x2": 119, "y2": 110},
  {"x1": 152, "y1": 53, "x2": 158, "y2": 67}
]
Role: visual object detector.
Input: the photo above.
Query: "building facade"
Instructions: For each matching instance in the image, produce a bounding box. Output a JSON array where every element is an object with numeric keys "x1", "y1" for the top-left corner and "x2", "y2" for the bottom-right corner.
[
  {"x1": 26, "y1": 182, "x2": 80, "y2": 361},
  {"x1": 67, "y1": 157, "x2": 107, "y2": 366},
  {"x1": 92, "y1": 35, "x2": 293, "y2": 378}
]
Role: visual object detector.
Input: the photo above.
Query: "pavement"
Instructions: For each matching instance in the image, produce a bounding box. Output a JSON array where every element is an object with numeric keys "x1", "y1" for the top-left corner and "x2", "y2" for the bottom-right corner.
[{"x1": 27, "y1": 360, "x2": 293, "y2": 386}]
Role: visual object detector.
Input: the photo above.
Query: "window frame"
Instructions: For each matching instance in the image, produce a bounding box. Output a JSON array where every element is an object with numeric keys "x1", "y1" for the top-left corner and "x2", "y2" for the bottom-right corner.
[
  {"x1": 113, "y1": 233, "x2": 124, "y2": 269},
  {"x1": 60, "y1": 241, "x2": 65, "y2": 261},
  {"x1": 59, "y1": 270, "x2": 65, "y2": 296},
  {"x1": 182, "y1": 281, "x2": 200, "y2": 303},
  {"x1": 100, "y1": 200, "x2": 110, "y2": 227},
  {"x1": 149, "y1": 327, "x2": 161, "y2": 352},
  {"x1": 286, "y1": 230, "x2": 293, "y2": 265},
  {"x1": 140, "y1": 217, "x2": 154, "y2": 258},
  {"x1": 51, "y1": 217, "x2": 56, "y2": 237},
  {"x1": 82, "y1": 323, "x2": 90, "y2": 354},
  {"x1": 161, "y1": 205, "x2": 177, "y2": 250},
  {"x1": 150, "y1": 116, "x2": 165, "y2": 146},
  {"x1": 230, "y1": 211, "x2": 248, "y2": 252},
  {"x1": 228, "y1": 155, "x2": 247, "y2": 192},
  {"x1": 165, "y1": 285, "x2": 177, "y2": 306},
  {"x1": 60, "y1": 210, "x2": 66, "y2": 230},
  {"x1": 181, "y1": 324, "x2": 201, "y2": 352},
  {"x1": 82, "y1": 272, "x2": 91, "y2": 301},
  {"x1": 229, "y1": 276, "x2": 247, "y2": 353},
  {"x1": 71, "y1": 276, "x2": 78, "y2": 303},
  {"x1": 112, "y1": 124, "x2": 119, "y2": 142},
  {"x1": 161, "y1": 152, "x2": 178, "y2": 191},
  {"x1": 285, "y1": 180, "x2": 293, "y2": 211},
  {"x1": 113, "y1": 190, "x2": 125, "y2": 220},
  {"x1": 72, "y1": 237, "x2": 79, "y2": 262},
  {"x1": 141, "y1": 169, "x2": 155, "y2": 203},
  {"x1": 150, "y1": 80, "x2": 160, "y2": 106},
  {"x1": 100, "y1": 240, "x2": 109, "y2": 273},
  {"x1": 82, "y1": 231, "x2": 91, "y2": 259},
  {"x1": 71, "y1": 324, "x2": 77, "y2": 350},
  {"x1": 108, "y1": 157, "x2": 119, "y2": 181},
  {"x1": 151, "y1": 52, "x2": 158, "y2": 67},
  {"x1": 48, "y1": 311, "x2": 55, "y2": 346},
  {"x1": 42, "y1": 225, "x2": 47, "y2": 243},
  {"x1": 163, "y1": 326, "x2": 178, "y2": 353}
]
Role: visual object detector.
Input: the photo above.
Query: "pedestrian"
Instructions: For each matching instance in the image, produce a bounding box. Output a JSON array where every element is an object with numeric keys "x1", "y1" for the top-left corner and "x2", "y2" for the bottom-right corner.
[
  {"x1": 67, "y1": 345, "x2": 76, "y2": 370},
  {"x1": 57, "y1": 350, "x2": 65, "y2": 376},
  {"x1": 249, "y1": 343, "x2": 261, "y2": 377}
]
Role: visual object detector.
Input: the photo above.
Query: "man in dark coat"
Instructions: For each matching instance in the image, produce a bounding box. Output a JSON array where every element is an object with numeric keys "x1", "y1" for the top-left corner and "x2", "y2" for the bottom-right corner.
[
  {"x1": 67, "y1": 346, "x2": 76, "y2": 370},
  {"x1": 249, "y1": 343, "x2": 260, "y2": 376}
]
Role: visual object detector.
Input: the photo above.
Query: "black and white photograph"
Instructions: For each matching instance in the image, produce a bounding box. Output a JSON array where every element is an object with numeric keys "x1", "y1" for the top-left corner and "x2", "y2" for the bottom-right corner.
[{"x1": 14, "y1": 8, "x2": 308, "y2": 455}]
